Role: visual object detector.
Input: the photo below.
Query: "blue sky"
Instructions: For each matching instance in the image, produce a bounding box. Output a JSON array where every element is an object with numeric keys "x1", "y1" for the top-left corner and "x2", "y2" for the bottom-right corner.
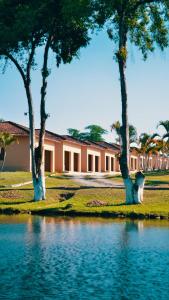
[{"x1": 0, "y1": 31, "x2": 169, "y2": 142}]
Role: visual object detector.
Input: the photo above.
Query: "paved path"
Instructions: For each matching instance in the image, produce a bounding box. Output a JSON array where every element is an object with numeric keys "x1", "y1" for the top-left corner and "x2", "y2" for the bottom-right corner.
[{"x1": 73, "y1": 176, "x2": 123, "y2": 188}]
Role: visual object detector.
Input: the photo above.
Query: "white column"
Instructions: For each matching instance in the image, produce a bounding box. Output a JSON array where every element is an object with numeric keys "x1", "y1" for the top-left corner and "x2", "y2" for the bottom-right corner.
[
  {"x1": 92, "y1": 155, "x2": 95, "y2": 173},
  {"x1": 108, "y1": 156, "x2": 111, "y2": 173},
  {"x1": 99, "y1": 156, "x2": 101, "y2": 172},
  {"x1": 78, "y1": 153, "x2": 81, "y2": 172}
]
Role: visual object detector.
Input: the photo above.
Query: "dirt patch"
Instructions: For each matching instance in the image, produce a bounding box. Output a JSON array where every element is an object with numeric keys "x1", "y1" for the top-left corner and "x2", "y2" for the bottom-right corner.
[
  {"x1": 59, "y1": 192, "x2": 75, "y2": 202},
  {"x1": 86, "y1": 200, "x2": 108, "y2": 207},
  {"x1": 0, "y1": 190, "x2": 22, "y2": 199}
]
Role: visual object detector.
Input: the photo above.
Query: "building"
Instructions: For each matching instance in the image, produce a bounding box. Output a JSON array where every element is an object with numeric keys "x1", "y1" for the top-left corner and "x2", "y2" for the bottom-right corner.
[{"x1": 0, "y1": 121, "x2": 169, "y2": 174}]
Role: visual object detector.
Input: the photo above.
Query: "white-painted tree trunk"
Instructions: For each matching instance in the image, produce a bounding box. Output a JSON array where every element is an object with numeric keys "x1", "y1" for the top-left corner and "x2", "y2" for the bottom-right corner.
[
  {"x1": 133, "y1": 173, "x2": 145, "y2": 204},
  {"x1": 33, "y1": 175, "x2": 46, "y2": 201},
  {"x1": 124, "y1": 178, "x2": 134, "y2": 204},
  {"x1": 124, "y1": 172, "x2": 145, "y2": 204}
]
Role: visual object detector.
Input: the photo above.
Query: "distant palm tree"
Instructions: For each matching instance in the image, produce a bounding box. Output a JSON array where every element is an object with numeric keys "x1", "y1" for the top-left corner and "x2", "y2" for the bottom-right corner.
[
  {"x1": 111, "y1": 121, "x2": 138, "y2": 145},
  {"x1": 129, "y1": 125, "x2": 138, "y2": 145},
  {"x1": 111, "y1": 121, "x2": 121, "y2": 144},
  {"x1": 155, "y1": 139, "x2": 169, "y2": 169},
  {"x1": 0, "y1": 133, "x2": 17, "y2": 171},
  {"x1": 137, "y1": 133, "x2": 159, "y2": 171},
  {"x1": 157, "y1": 120, "x2": 169, "y2": 140}
]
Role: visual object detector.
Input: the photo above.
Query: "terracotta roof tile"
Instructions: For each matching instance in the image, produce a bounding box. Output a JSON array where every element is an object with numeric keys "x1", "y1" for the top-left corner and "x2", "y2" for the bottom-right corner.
[
  {"x1": 95, "y1": 141, "x2": 120, "y2": 152},
  {"x1": 35, "y1": 130, "x2": 64, "y2": 141},
  {"x1": 0, "y1": 121, "x2": 29, "y2": 135},
  {"x1": 62, "y1": 135, "x2": 87, "y2": 145}
]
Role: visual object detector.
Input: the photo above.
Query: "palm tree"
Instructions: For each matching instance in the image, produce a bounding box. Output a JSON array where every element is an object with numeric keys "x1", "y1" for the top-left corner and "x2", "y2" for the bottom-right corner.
[
  {"x1": 137, "y1": 133, "x2": 160, "y2": 171},
  {"x1": 155, "y1": 139, "x2": 169, "y2": 170},
  {"x1": 111, "y1": 121, "x2": 121, "y2": 144},
  {"x1": 111, "y1": 121, "x2": 137, "y2": 146},
  {"x1": 0, "y1": 133, "x2": 17, "y2": 171},
  {"x1": 129, "y1": 125, "x2": 138, "y2": 145},
  {"x1": 157, "y1": 120, "x2": 169, "y2": 140}
]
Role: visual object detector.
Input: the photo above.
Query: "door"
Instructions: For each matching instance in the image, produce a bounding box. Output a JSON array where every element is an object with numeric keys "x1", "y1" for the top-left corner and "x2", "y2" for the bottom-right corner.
[
  {"x1": 45, "y1": 150, "x2": 51, "y2": 172},
  {"x1": 106, "y1": 156, "x2": 109, "y2": 171},
  {"x1": 111, "y1": 157, "x2": 114, "y2": 172},
  {"x1": 95, "y1": 156, "x2": 99, "y2": 172},
  {"x1": 88, "y1": 154, "x2": 93, "y2": 172},
  {"x1": 65, "y1": 151, "x2": 70, "y2": 172},
  {"x1": 74, "y1": 153, "x2": 79, "y2": 172}
]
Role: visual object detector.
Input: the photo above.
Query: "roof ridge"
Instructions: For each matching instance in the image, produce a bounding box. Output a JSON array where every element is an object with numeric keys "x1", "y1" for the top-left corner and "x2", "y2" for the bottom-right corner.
[
  {"x1": 8, "y1": 121, "x2": 29, "y2": 133},
  {"x1": 62, "y1": 134, "x2": 88, "y2": 145}
]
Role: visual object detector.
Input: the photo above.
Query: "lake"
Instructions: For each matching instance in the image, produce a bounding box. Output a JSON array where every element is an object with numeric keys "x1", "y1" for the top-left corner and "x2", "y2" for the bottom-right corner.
[{"x1": 0, "y1": 215, "x2": 169, "y2": 300}]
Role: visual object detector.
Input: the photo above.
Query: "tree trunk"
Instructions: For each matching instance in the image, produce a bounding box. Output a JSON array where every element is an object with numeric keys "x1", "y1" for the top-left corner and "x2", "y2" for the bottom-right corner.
[
  {"x1": 5, "y1": 45, "x2": 45, "y2": 201},
  {"x1": 133, "y1": 172, "x2": 145, "y2": 204},
  {"x1": 36, "y1": 38, "x2": 51, "y2": 200},
  {"x1": 117, "y1": 21, "x2": 145, "y2": 204},
  {"x1": 25, "y1": 83, "x2": 45, "y2": 201},
  {"x1": 0, "y1": 149, "x2": 6, "y2": 171},
  {"x1": 117, "y1": 36, "x2": 134, "y2": 203}
]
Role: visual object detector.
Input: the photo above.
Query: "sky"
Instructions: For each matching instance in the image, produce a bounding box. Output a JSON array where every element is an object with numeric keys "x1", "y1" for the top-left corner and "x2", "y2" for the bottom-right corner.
[{"x1": 0, "y1": 30, "x2": 169, "y2": 142}]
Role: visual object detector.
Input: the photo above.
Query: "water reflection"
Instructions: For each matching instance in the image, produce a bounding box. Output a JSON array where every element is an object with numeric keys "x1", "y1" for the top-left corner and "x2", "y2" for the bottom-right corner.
[{"x1": 0, "y1": 216, "x2": 169, "y2": 300}]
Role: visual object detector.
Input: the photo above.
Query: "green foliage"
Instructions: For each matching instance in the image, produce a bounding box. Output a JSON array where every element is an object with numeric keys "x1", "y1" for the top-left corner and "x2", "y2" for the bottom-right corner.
[
  {"x1": 67, "y1": 124, "x2": 108, "y2": 142},
  {"x1": 84, "y1": 124, "x2": 108, "y2": 141},
  {"x1": 157, "y1": 120, "x2": 169, "y2": 140},
  {"x1": 0, "y1": 132, "x2": 17, "y2": 148},
  {"x1": 95, "y1": 0, "x2": 169, "y2": 61},
  {"x1": 67, "y1": 128, "x2": 81, "y2": 139},
  {"x1": 138, "y1": 132, "x2": 160, "y2": 155},
  {"x1": 0, "y1": 0, "x2": 93, "y2": 70},
  {"x1": 129, "y1": 124, "x2": 138, "y2": 144},
  {"x1": 0, "y1": 132, "x2": 17, "y2": 170}
]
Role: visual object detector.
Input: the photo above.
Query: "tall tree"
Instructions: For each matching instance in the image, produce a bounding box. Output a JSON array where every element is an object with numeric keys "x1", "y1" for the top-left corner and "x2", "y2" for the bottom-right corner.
[
  {"x1": 95, "y1": 0, "x2": 169, "y2": 203},
  {"x1": 0, "y1": 0, "x2": 92, "y2": 200}
]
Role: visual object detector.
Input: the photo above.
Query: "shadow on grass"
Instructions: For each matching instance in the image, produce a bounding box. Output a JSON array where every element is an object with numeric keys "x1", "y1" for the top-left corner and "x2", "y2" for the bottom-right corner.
[
  {"x1": 0, "y1": 199, "x2": 34, "y2": 205},
  {"x1": 49, "y1": 175, "x2": 74, "y2": 180},
  {"x1": 144, "y1": 171, "x2": 169, "y2": 177},
  {"x1": 146, "y1": 180, "x2": 169, "y2": 186}
]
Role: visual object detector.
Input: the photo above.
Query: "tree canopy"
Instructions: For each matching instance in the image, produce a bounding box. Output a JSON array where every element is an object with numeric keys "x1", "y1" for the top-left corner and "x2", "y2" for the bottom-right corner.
[
  {"x1": 67, "y1": 124, "x2": 108, "y2": 142},
  {"x1": 0, "y1": 0, "x2": 93, "y2": 200}
]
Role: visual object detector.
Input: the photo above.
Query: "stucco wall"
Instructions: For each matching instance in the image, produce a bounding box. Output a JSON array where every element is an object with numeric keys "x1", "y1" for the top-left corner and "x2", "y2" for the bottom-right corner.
[
  {"x1": 2, "y1": 136, "x2": 30, "y2": 171},
  {"x1": 55, "y1": 142, "x2": 63, "y2": 173},
  {"x1": 81, "y1": 146, "x2": 87, "y2": 172},
  {"x1": 62, "y1": 142, "x2": 82, "y2": 172}
]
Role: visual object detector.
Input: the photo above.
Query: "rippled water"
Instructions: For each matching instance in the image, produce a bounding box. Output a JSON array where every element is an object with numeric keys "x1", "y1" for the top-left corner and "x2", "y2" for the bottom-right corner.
[{"x1": 0, "y1": 216, "x2": 169, "y2": 300}]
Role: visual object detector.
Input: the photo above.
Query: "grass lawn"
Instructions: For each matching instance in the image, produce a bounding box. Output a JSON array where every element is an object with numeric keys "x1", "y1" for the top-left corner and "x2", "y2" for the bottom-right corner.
[
  {"x1": 0, "y1": 172, "x2": 79, "y2": 188},
  {"x1": 0, "y1": 172, "x2": 32, "y2": 186},
  {"x1": 0, "y1": 171, "x2": 168, "y2": 220},
  {"x1": 0, "y1": 172, "x2": 168, "y2": 219}
]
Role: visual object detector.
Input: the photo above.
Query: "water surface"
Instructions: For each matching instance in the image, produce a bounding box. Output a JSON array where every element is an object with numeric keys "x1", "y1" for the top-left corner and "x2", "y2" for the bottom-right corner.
[{"x1": 0, "y1": 215, "x2": 169, "y2": 300}]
